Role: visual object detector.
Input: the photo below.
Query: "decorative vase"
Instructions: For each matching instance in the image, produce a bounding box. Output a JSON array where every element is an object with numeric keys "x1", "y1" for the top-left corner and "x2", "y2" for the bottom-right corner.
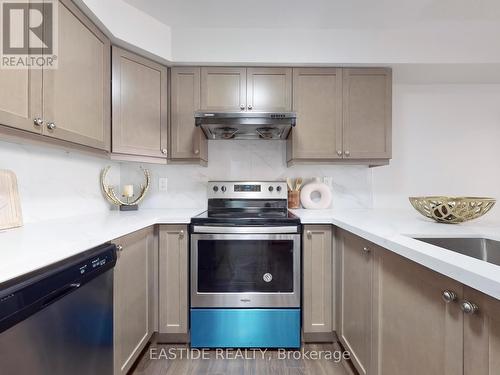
[{"x1": 300, "y1": 178, "x2": 332, "y2": 209}]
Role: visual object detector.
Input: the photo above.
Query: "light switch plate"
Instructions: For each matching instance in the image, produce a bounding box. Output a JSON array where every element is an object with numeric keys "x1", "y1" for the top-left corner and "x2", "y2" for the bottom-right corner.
[{"x1": 159, "y1": 177, "x2": 168, "y2": 192}]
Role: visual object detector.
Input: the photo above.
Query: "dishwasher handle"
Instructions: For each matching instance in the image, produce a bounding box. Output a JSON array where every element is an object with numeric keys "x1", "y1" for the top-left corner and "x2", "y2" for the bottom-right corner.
[{"x1": 41, "y1": 283, "x2": 81, "y2": 308}]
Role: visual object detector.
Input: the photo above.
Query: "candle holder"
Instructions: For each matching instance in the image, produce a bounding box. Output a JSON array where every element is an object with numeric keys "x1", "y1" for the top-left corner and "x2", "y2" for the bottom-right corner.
[{"x1": 100, "y1": 166, "x2": 150, "y2": 211}]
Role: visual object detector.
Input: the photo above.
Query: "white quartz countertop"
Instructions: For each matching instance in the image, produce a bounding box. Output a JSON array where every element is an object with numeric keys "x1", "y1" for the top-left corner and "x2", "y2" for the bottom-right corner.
[
  {"x1": 0, "y1": 209, "x2": 204, "y2": 286},
  {"x1": 2, "y1": 207, "x2": 500, "y2": 300},
  {"x1": 293, "y1": 208, "x2": 500, "y2": 300}
]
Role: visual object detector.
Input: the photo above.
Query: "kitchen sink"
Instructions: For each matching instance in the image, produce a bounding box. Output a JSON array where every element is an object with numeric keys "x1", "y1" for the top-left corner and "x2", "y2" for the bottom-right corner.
[{"x1": 414, "y1": 237, "x2": 500, "y2": 266}]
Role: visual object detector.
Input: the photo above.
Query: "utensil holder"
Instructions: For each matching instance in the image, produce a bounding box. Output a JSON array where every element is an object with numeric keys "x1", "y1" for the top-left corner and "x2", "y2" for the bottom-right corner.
[{"x1": 288, "y1": 191, "x2": 300, "y2": 209}]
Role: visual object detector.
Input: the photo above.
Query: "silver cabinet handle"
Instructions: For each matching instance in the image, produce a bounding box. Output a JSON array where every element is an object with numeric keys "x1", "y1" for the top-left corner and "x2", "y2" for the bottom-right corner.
[
  {"x1": 306, "y1": 230, "x2": 312, "y2": 239},
  {"x1": 460, "y1": 300, "x2": 479, "y2": 314},
  {"x1": 337, "y1": 150, "x2": 342, "y2": 157},
  {"x1": 442, "y1": 290, "x2": 457, "y2": 303},
  {"x1": 248, "y1": 104, "x2": 253, "y2": 110},
  {"x1": 116, "y1": 244, "x2": 123, "y2": 252},
  {"x1": 344, "y1": 150, "x2": 350, "y2": 157},
  {"x1": 47, "y1": 122, "x2": 56, "y2": 130},
  {"x1": 362, "y1": 246, "x2": 371, "y2": 253},
  {"x1": 240, "y1": 104, "x2": 245, "y2": 110},
  {"x1": 161, "y1": 148, "x2": 168, "y2": 155},
  {"x1": 34, "y1": 118, "x2": 43, "y2": 127},
  {"x1": 179, "y1": 230, "x2": 185, "y2": 239},
  {"x1": 194, "y1": 149, "x2": 200, "y2": 155}
]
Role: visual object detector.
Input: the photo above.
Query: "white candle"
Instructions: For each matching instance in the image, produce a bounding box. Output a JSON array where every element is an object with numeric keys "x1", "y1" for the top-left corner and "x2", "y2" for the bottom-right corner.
[{"x1": 123, "y1": 184, "x2": 134, "y2": 198}]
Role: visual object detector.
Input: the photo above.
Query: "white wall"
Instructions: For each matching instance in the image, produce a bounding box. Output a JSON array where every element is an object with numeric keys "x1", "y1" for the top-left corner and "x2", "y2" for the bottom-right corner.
[
  {"x1": 121, "y1": 141, "x2": 373, "y2": 210},
  {"x1": 77, "y1": 0, "x2": 172, "y2": 62},
  {"x1": 171, "y1": 25, "x2": 500, "y2": 64},
  {"x1": 372, "y1": 83, "x2": 500, "y2": 212},
  {"x1": 0, "y1": 140, "x2": 120, "y2": 223}
]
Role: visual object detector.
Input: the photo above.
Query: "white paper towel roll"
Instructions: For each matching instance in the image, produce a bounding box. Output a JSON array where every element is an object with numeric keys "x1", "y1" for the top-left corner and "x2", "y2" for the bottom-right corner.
[{"x1": 300, "y1": 178, "x2": 332, "y2": 209}]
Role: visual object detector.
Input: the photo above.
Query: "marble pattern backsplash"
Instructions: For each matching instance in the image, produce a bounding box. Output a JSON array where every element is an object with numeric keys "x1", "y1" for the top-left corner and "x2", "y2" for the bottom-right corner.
[
  {"x1": 121, "y1": 140, "x2": 373, "y2": 210},
  {"x1": 0, "y1": 140, "x2": 121, "y2": 223}
]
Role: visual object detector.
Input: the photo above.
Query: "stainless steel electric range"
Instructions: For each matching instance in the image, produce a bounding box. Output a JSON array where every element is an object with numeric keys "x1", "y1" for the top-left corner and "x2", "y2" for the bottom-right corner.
[{"x1": 190, "y1": 181, "x2": 301, "y2": 348}]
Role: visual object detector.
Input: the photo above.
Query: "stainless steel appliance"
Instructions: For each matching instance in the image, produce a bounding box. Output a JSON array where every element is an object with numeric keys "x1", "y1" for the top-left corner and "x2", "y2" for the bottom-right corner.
[
  {"x1": 195, "y1": 111, "x2": 296, "y2": 140},
  {"x1": 0, "y1": 244, "x2": 117, "y2": 375},
  {"x1": 190, "y1": 181, "x2": 301, "y2": 348}
]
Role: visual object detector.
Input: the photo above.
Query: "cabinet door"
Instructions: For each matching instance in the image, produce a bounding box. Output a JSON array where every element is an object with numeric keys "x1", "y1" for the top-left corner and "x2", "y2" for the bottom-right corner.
[
  {"x1": 246, "y1": 68, "x2": 291, "y2": 112},
  {"x1": 170, "y1": 67, "x2": 207, "y2": 161},
  {"x1": 338, "y1": 230, "x2": 374, "y2": 375},
  {"x1": 200, "y1": 67, "x2": 246, "y2": 111},
  {"x1": 303, "y1": 225, "x2": 332, "y2": 335},
  {"x1": 42, "y1": 0, "x2": 110, "y2": 150},
  {"x1": 113, "y1": 227, "x2": 154, "y2": 375},
  {"x1": 159, "y1": 225, "x2": 188, "y2": 334},
  {"x1": 372, "y1": 247, "x2": 463, "y2": 375},
  {"x1": 342, "y1": 68, "x2": 391, "y2": 159},
  {"x1": 288, "y1": 68, "x2": 342, "y2": 161},
  {"x1": 0, "y1": 67, "x2": 42, "y2": 133},
  {"x1": 463, "y1": 286, "x2": 500, "y2": 375},
  {"x1": 112, "y1": 47, "x2": 168, "y2": 159}
]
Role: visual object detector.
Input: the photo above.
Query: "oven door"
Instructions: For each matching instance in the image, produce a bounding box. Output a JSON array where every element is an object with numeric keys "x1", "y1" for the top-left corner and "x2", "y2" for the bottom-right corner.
[{"x1": 191, "y1": 231, "x2": 300, "y2": 308}]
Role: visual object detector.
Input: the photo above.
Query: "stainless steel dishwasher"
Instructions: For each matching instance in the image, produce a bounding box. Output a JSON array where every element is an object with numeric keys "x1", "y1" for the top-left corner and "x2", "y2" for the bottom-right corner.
[{"x1": 0, "y1": 243, "x2": 117, "y2": 375}]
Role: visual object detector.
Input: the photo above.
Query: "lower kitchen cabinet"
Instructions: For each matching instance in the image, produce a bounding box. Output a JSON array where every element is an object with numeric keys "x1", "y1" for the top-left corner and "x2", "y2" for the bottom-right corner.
[
  {"x1": 302, "y1": 225, "x2": 333, "y2": 340},
  {"x1": 113, "y1": 227, "x2": 155, "y2": 375},
  {"x1": 463, "y1": 286, "x2": 500, "y2": 375},
  {"x1": 337, "y1": 230, "x2": 374, "y2": 375},
  {"x1": 372, "y1": 246, "x2": 463, "y2": 375},
  {"x1": 158, "y1": 225, "x2": 189, "y2": 339}
]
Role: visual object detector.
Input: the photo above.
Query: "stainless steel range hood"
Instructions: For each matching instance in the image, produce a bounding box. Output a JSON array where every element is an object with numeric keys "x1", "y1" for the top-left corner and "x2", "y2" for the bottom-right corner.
[{"x1": 195, "y1": 111, "x2": 296, "y2": 140}]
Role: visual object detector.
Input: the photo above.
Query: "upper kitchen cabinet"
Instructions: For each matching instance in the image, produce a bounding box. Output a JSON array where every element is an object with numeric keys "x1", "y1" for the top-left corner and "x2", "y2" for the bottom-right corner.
[
  {"x1": 246, "y1": 68, "x2": 292, "y2": 112},
  {"x1": 199, "y1": 67, "x2": 292, "y2": 112},
  {"x1": 42, "y1": 0, "x2": 111, "y2": 151},
  {"x1": 200, "y1": 67, "x2": 246, "y2": 111},
  {"x1": 0, "y1": 67, "x2": 42, "y2": 134},
  {"x1": 111, "y1": 47, "x2": 168, "y2": 162},
  {"x1": 287, "y1": 67, "x2": 392, "y2": 166},
  {"x1": 342, "y1": 68, "x2": 392, "y2": 160},
  {"x1": 170, "y1": 67, "x2": 207, "y2": 164},
  {"x1": 287, "y1": 68, "x2": 342, "y2": 163}
]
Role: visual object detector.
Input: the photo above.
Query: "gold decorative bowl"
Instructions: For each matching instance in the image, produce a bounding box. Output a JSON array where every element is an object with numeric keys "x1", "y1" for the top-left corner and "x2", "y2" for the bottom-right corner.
[{"x1": 409, "y1": 196, "x2": 496, "y2": 224}]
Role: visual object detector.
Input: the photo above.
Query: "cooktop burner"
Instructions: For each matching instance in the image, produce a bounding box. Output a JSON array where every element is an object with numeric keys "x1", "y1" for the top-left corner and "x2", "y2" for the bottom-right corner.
[{"x1": 191, "y1": 209, "x2": 300, "y2": 226}]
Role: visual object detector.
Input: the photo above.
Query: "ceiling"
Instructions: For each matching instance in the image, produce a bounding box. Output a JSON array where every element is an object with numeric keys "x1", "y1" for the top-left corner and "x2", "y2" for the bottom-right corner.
[{"x1": 123, "y1": 0, "x2": 500, "y2": 29}]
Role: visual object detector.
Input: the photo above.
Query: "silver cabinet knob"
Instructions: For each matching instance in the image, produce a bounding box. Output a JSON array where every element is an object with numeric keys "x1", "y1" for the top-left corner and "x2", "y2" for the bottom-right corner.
[
  {"x1": 179, "y1": 230, "x2": 185, "y2": 239},
  {"x1": 248, "y1": 104, "x2": 253, "y2": 110},
  {"x1": 33, "y1": 117, "x2": 43, "y2": 127},
  {"x1": 161, "y1": 148, "x2": 168, "y2": 155},
  {"x1": 116, "y1": 244, "x2": 123, "y2": 252},
  {"x1": 362, "y1": 246, "x2": 371, "y2": 253},
  {"x1": 337, "y1": 150, "x2": 342, "y2": 157},
  {"x1": 47, "y1": 122, "x2": 56, "y2": 130},
  {"x1": 344, "y1": 150, "x2": 350, "y2": 157},
  {"x1": 240, "y1": 104, "x2": 245, "y2": 110},
  {"x1": 194, "y1": 149, "x2": 200, "y2": 155},
  {"x1": 306, "y1": 230, "x2": 312, "y2": 239},
  {"x1": 442, "y1": 290, "x2": 457, "y2": 303},
  {"x1": 460, "y1": 300, "x2": 479, "y2": 314}
]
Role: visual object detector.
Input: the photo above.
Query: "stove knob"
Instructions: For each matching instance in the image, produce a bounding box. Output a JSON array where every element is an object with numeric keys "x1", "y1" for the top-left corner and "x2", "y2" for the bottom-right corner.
[
  {"x1": 213, "y1": 186, "x2": 219, "y2": 192},
  {"x1": 276, "y1": 186, "x2": 282, "y2": 192},
  {"x1": 268, "y1": 186, "x2": 274, "y2": 192},
  {"x1": 221, "y1": 186, "x2": 227, "y2": 192}
]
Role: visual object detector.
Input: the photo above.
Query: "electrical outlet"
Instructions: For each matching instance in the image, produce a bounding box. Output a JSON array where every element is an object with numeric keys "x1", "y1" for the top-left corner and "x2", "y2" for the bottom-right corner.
[{"x1": 159, "y1": 177, "x2": 168, "y2": 192}]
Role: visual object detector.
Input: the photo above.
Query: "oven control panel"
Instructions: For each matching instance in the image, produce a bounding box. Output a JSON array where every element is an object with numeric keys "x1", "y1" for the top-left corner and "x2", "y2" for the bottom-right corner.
[{"x1": 208, "y1": 181, "x2": 287, "y2": 200}]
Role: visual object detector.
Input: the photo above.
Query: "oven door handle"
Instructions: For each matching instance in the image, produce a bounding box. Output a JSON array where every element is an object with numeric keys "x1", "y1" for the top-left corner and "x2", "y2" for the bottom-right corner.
[{"x1": 192, "y1": 226, "x2": 299, "y2": 234}]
